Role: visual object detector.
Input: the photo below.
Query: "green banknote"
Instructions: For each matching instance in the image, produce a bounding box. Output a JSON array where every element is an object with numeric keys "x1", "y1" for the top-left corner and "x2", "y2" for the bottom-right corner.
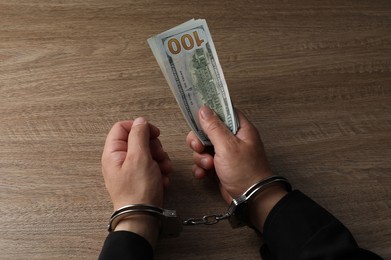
[{"x1": 148, "y1": 19, "x2": 238, "y2": 145}]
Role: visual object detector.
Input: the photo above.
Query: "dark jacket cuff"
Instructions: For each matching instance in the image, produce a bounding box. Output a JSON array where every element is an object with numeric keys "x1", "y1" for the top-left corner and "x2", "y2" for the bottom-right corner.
[
  {"x1": 99, "y1": 231, "x2": 153, "y2": 260},
  {"x1": 261, "y1": 190, "x2": 381, "y2": 260}
]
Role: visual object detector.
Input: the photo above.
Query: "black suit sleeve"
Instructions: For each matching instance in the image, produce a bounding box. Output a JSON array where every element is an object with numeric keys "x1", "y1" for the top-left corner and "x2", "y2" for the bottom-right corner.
[
  {"x1": 99, "y1": 231, "x2": 153, "y2": 260},
  {"x1": 260, "y1": 190, "x2": 383, "y2": 260}
]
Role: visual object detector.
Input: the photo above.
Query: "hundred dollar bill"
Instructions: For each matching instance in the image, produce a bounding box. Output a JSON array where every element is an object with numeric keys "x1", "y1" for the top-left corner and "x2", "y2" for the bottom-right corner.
[{"x1": 148, "y1": 19, "x2": 238, "y2": 145}]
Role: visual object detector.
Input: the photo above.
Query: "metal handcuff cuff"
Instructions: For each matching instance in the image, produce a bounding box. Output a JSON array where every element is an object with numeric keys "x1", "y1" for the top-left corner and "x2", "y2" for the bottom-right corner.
[{"x1": 107, "y1": 175, "x2": 292, "y2": 238}]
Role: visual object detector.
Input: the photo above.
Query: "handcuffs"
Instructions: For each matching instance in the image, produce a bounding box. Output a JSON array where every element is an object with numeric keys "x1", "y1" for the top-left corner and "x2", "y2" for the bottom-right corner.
[{"x1": 107, "y1": 175, "x2": 292, "y2": 238}]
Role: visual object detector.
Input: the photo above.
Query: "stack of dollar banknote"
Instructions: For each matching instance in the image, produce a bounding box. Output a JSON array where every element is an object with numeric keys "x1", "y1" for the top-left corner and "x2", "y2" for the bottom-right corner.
[{"x1": 148, "y1": 19, "x2": 238, "y2": 145}]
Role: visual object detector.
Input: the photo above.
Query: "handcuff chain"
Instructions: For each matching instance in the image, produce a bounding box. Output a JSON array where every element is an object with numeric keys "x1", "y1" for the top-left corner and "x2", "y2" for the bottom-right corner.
[
  {"x1": 181, "y1": 176, "x2": 291, "y2": 227},
  {"x1": 107, "y1": 176, "x2": 291, "y2": 237},
  {"x1": 182, "y1": 212, "x2": 231, "y2": 226}
]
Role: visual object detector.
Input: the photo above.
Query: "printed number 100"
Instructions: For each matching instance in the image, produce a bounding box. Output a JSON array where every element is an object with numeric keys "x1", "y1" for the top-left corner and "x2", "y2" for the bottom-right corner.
[{"x1": 167, "y1": 31, "x2": 205, "y2": 55}]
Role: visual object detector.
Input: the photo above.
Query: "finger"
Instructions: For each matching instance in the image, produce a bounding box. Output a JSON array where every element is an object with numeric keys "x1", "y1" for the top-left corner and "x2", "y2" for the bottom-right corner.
[
  {"x1": 103, "y1": 120, "x2": 133, "y2": 154},
  {"x1": 198, "y1": 106, "x2": 237, "y2": 148},
  {"x1": 102, "y1": 121, "x2": 134, "y2": 167},
  {"x1": 234, "y1": 109, "x2": 261, "y2": 143},
  {"x1": 126, "y1": 117, "x2": 150, "y2": 157},
  {"x1": 103, "y1": 120, "x2": 160, "y2": 155},
  {"x1": 149, "y1": 138, "x2": 172, "y2": 175},
  {"x1": 158, "y1": 159, "x2": 173, "y2": 175},
  {"x1": 186, "y1": 131, "x2": 205, "y2": 153},
  {"x1": 163, "y1": 175, "x2": 170, "y2": 188},
  {"x1": 192, "y1": 152, "x2": 214, "y2": 170},
  {"x1": 153, "y1": 137, "x2": 162, "y2": 147},
  {"x1": 150, "y1": 138, "x2": 168, "y2": 162},
  {"x1": 192, "y1": 164, "x2": 207, "y2": 179},
  {"x1": 148, "y1": 122, "x2": 161, "y2": 140}
]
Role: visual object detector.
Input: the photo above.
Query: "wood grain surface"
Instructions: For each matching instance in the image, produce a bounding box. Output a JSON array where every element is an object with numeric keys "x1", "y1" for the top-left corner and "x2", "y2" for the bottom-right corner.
[{"x1": 1, "y1": 0, "x2": 390, "y2": 259}]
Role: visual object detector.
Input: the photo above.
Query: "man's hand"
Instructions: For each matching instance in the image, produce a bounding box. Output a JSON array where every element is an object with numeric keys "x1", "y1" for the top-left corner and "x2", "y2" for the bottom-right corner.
[
  {"x1": 186, "y1": 107, "x2": 287, "y2": 231},
  {"x1": 102, "y1": 117, "x2": 172, "y2": 247},
  {"x1": 186, "y1": 106, "x2": 272, "y2": 200}
]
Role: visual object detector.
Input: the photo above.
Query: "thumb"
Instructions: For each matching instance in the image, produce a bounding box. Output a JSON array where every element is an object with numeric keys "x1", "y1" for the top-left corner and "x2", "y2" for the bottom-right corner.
[
  {"x1": 198, "y1": 106, "x2": 234, "y2": 147},
  {"x1": 127, "y1": 117, "x2": 150, "y2": 156}
]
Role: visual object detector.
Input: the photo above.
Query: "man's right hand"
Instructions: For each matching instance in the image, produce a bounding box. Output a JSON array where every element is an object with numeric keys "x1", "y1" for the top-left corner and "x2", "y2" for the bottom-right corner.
[
  {"x1": 186, "y1": 106, "x2": 288, "y2": 231},
  {"x1": 186, "y1": 106, "x2": 273, "y2": 201}
]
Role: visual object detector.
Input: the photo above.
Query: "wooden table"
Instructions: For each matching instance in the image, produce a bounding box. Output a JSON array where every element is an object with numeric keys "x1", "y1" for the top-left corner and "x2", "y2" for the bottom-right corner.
[{"x1": 1, "y1": 1, "x2": 390, "y2": 259}]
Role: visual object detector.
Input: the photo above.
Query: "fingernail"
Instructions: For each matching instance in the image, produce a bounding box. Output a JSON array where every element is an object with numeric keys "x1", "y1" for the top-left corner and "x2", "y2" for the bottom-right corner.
[
  {"x1": 194, "y1": 167, "x2": 204, "y2": 179},
  {"x1": 191, "y1": 140, "x2": 197, "y2": 150},
  {"x1": 201, "y1": 158, "x2": 208, "y2": 168},
  {"x1": 133, "y1": 117, "x2": 146, "y2": 126},
  {"x1": 200, "y1": 106, "x2": 213, "y2": 120}
]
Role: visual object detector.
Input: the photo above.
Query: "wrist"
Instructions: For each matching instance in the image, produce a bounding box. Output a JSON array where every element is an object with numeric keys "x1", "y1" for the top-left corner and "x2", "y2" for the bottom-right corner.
[
  {"x1": 248, "y1": 184, "x2": 288, "y2": 232},
  {"x1": 114, "y1": 215, "x2": 160, "y2": 248}
]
